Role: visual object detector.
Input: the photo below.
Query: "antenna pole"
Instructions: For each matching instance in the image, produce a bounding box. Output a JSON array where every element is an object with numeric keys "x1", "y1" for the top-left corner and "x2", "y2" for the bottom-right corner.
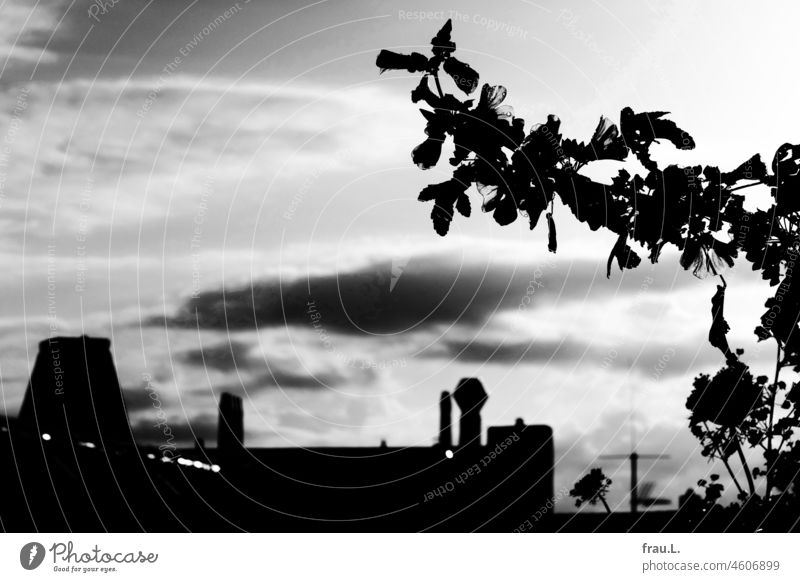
[
  {"x1": 600, "y1": 450, "x2": 669, "y2": 514},
  {"x1": 630, "y1": 452, "x2": 638, "y2": 515}
]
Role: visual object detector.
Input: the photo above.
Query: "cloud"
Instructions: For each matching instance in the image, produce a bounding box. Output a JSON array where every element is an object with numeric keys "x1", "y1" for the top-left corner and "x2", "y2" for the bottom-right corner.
[
  {"x1": 177, "y1": 340, "x2": 254, "y2": 371},
  {"x1": 435, "y1": 336, "x2": 588, "y2": 365},
  {"x1": 121, "y1": 384, "x2": 160, "y2": 414},
  {"x1": 0, "y1": 0, "x2": 62, "y2": 67},
  {"x1": 430, "y1": 334, "x2": 724, "y2": 378},
  {"x1": 0, "y1": 73, "x2": 412, "y2": 254},
  {"x1": 1, "y1": 75, "x2": 364, "y2": 181},
  {"x1": 213, "y1": 360, "x2": 378, "y2": 394},
  {"x1": 156, "y1": 249, "x2": 700, "y2": 336}
]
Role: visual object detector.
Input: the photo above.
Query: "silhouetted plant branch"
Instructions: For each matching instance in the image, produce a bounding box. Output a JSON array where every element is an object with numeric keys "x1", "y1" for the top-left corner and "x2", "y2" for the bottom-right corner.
[
  {"x1": 378, "y1": 20, "x2": 800, "y2": 528},
  {"x1": 766, "y1": 343, "x2": 782, "y2": 498},
  {"x1": 701, "y1": 420, "x2": 746, "y2": 498}
]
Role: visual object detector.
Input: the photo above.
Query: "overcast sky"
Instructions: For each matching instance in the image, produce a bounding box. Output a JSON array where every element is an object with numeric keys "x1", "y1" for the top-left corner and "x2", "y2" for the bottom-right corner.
[{"x1": 1, "y1": 0, "x2": 797, "y2": 511}]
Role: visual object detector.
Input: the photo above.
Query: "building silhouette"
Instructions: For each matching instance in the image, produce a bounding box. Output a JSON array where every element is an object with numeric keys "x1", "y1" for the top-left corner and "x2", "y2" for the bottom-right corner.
[
  {"x1": 16, "y1": 336, "x2": 131, "y2": 447},
  {"x1": 217, "y1": 392, "x2": 244, "y2": 453},
  {"x1": 438, "y1": 390, "x2": 452, "y2": 449},
  {"x1": 3, "y1": 335, "x2": 794, "y2": 532},
  {"x1": 452, "y1": 377, "x2": 488, "y2": 452},
  {"x1": 1, "y1": 336, "x2": 560, "y2": 532}
]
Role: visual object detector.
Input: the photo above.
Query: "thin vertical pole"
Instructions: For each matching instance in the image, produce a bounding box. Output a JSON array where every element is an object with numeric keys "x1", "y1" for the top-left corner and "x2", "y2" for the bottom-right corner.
[{"x1": 630, "y1": 452, "x2": 639, "y2": 515}]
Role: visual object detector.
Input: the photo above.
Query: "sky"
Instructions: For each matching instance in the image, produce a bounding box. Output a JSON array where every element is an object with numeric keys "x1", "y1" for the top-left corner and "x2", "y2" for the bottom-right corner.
[{"x1": 0, "y1": 0, "x2": 798, "y2": 512}]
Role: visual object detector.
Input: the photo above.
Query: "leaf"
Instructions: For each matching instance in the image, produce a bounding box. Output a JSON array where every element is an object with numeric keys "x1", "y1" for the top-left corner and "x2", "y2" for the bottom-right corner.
[
  {"x1": 411, "y1": 78, "x2": 469, "y2": 112},
  {"x1": 443, "y1": 56, "x2": 479, "y2": 94},
  {"x1": 410, "y1": 77, "x2": 438, "y2": 105},
  {"x1": 417, "y1": 183, "x2": 439, "y2": 202},
  {"x1": 558, "y1": 174, "x2": 627, "y2": 233},
  {"x1": 547, "y1": 212, "x2": 557, "y2": 253},
  {"x1": 679, "y1": 238, "x2": 701, "y2": 273},
  {"x1": 455, "y1": 192, "x2": 471, "y2": 217},
  {"x1": 431, "y1": 200, "x2": 454, "y2": 236},
  {"x1": 564, "y1": 116, "x2": 627, "y2": 164},
  {"x1": 375, "y1": 50, "x2": 429, "y2": 73},
  {"x1": 476, "y1": 84, "x2": 508, "y2": 112},
  {"x1": 620, "y1": 107, "x2": 695, "y2": 171},
  {"x1": 709, "y1": 241, "x2": 736, "y2": 270},
  {"x1": 770, "y1": 143, "x2": 800, "y2": 214},
  {"x1": 721, "y1": 153, "x2": 768, "y2": 185},
  {"x1": 494, "y1": 194, "x2": 517, "y2": 225},
  {"x1": 412, "y1": 109, "x2": 449, "y2": 169},
  {"x1": 606, "y1": 232, "x2": 642, "y2": 278},
  {"x1": 589, "y1": 116, "x2": 627, "y2": 161},
  {"x1": 757, "y1": 270, "x2": 800, "y2": 367},
  {"x1": 709, "y1": 283, "x2": 734, "y2": 361},
  {"x1": 483, "y1": 187, "x2": 517, "y2": 225},
  {"x1": 736, "y1": 209, "x2": 782, "y2": 285},
  {"x1": 606, "y1": 243, "x2": 618, "y2": 279},
  {"x1": 431, "y1": 19, "x2": 456, "y2": 56},
  {"x1": 412, "y1": 138, "x2": 443, "y2": 169},
  {"x1": 774, "y1": 416, "x2": 799, "y2": 434},
  {"x1": 786, "y1": 382, "x2": 800, "y2": 404},
  {"x1": 417, "y1": 172, "x2": 471, "y2": 235},
  {"x1": 518, "y1": 189, "x2": 548, "y2": 230}
]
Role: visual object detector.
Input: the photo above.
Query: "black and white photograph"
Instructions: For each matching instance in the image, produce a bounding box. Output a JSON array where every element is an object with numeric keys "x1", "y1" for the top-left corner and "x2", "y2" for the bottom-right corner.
[{"x1": 0, "y1": 1, "x2": 799, "y2": 579}]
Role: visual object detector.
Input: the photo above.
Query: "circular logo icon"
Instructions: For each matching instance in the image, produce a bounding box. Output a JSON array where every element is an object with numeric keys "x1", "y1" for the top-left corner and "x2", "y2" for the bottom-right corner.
[{"x1": 20, "y1": 542, "x2": 46, "y2": 570}]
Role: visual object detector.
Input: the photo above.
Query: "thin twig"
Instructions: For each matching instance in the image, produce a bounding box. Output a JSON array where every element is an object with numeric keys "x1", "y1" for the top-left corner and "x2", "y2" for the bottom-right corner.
[
  {"x1": 729, "y1": 180, "x2": 763, "y2": 193},
  {"x1": 735, "y1": 439, "x2": 756, "y2": 496},
  {"x1": 765, "y1": 341, "x2": 782, "y2": 500},
  {"x1": 432, "y1": 72, "x2": 444, "y2": 99},
  {"x1": 703, "y1": 422, "x2": 745, "y2": 497}
]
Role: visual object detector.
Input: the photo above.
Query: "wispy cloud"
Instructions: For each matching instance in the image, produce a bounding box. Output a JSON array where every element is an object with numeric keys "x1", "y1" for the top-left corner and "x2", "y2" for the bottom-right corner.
[{"x1": 0, "y1": 0, "x2": 62, "y2": 68}]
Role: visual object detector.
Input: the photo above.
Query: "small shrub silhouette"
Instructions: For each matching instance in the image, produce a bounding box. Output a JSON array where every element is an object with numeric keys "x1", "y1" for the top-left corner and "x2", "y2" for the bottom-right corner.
[{"x1": 570, "y1": 468, "x2": 613, "y2": 513}]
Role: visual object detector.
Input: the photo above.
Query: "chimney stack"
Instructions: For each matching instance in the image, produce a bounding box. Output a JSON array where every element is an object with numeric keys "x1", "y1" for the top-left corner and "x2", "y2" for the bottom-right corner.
[
  {"x1": 217, "y1": 392, "x2": 244, "y2": 452},
  {"x1": 439, "y1": 391, "x2": 452, "y2": 448},
  {"x1": 453, "y1": 378, "x2": 487, "y2": 451},
  {"x1": 17, "y1": 336, "x2": 130, "y2": 446}
]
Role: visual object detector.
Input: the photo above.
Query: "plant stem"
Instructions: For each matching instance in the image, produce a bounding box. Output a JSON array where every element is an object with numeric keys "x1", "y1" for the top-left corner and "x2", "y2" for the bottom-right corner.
[
  {"x1": 765, "y1": 341, "x2": 782, "y2": 501},
  {"x1": 432, "y1": 72, "x2": 444, "y2": 99},
  {"x1": 729, "y1": 180, "x2": 762, "y2": 193},
  {"x1": 722, "y1": 456, "x2": 746, "y2": 497},
  {"x1": 599, "y1": 495, "x2": 611, "y2": 514},
  {"x1": 703, "y1": 422, "x2": 745, "y2": 497},
  {"x1": 735, "y1": 439, "x2": 756, "y2": 496}
]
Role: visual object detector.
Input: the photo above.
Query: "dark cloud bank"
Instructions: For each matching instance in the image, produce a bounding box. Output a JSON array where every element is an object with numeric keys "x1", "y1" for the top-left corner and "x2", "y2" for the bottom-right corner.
[{"x1": 154, "y1": 251, "x2": 697, "y2": 336}]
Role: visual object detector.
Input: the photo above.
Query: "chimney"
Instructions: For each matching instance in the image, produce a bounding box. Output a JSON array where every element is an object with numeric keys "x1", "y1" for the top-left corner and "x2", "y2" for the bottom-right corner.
[
  {"x1": 17, "y1": 336, "x2": 130, "y2": 447},
  {"x1": 452, "y1": 378, "x2": 487, "y2": 451},
  {"x1": 439, "y1": 390, "x2": 452, "y2": 448},
  {"x1": 217, "y1": 392, "x2": 244, "y2": 452}
]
